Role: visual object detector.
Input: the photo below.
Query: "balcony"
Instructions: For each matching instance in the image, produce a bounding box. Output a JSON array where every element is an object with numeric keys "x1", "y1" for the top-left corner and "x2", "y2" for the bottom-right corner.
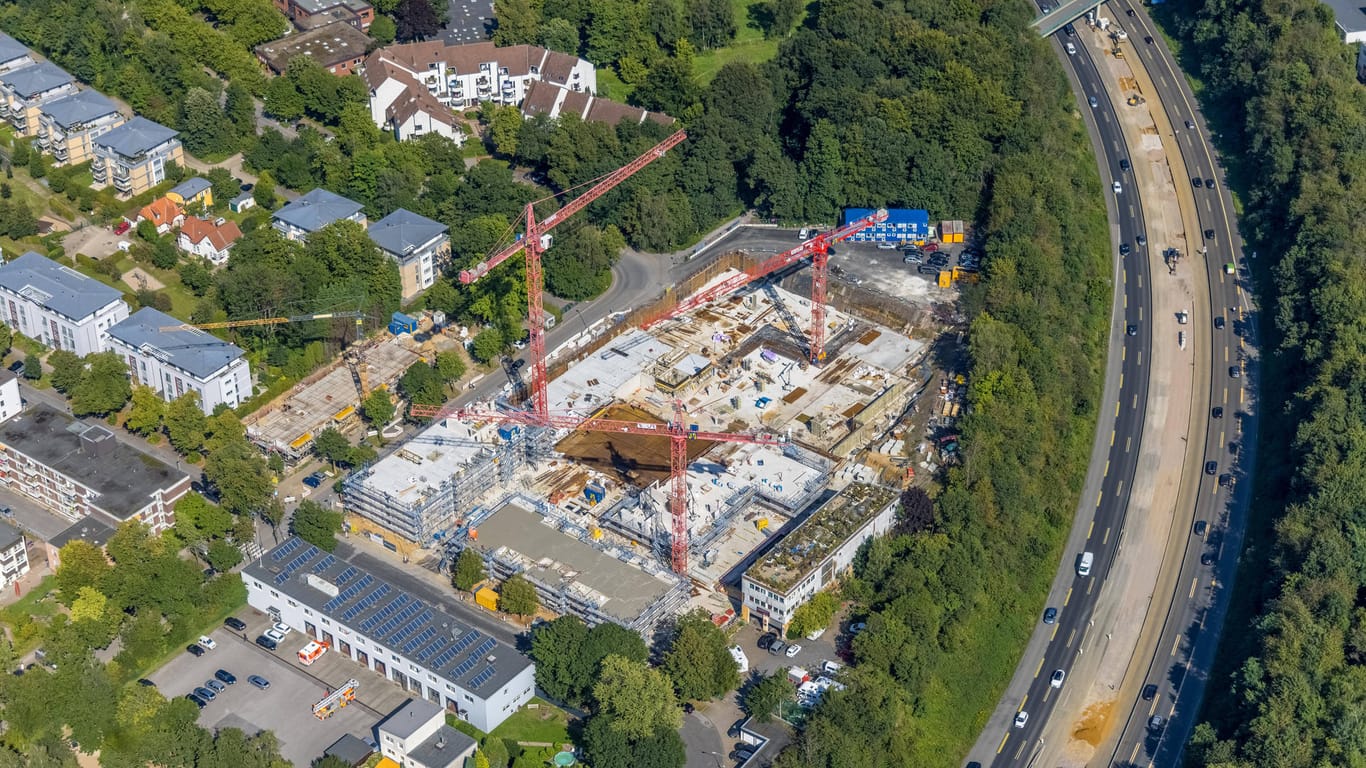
[
  {"x1": 51, "y1": 144, "x2": 66, "y2": 161},
  {"x1": 91, "y1": 159, "x2": 107, "y2": 183}
]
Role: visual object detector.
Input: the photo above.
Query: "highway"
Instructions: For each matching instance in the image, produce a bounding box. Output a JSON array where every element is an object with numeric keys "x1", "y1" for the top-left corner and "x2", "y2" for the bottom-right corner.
[
  {"x1": 1101, "y1": 2, "x2": 1258, "y2": 765},
  {"x1": 980, "y1": 21, "x2": 1156, "y2": 766}
]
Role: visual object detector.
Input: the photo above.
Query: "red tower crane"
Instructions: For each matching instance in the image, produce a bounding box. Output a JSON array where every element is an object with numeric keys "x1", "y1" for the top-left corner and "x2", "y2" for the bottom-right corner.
[
  {"x1": 645, "y1": 208, "x2": 889, "y2": 364},
  {"x1": 457, "y1": 130, "x2": 688, "y2": 424},
  {"x1": 409, "y1": 400, "x2": 786, "y2": 575}
]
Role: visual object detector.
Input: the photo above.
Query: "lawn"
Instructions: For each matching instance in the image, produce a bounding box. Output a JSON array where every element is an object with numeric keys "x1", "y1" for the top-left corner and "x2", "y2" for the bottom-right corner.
[
  {"x1": 0, "y1": 575, "x2": 61, "y2": 656},
  {"x1": 692, "y1": 0, "x2": 795, "y2": 84},
  {"x1": 488, "y1": 699, "x2": 573, "y2": 747}
]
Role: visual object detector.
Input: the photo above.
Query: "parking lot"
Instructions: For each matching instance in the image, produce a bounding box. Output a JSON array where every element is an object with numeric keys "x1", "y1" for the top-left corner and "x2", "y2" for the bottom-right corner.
[
  {"x1": 733, "y1": 621, "x2": 843, "y2": 679},
  {"x1": 149, "y1": 613, "x2": 396, "y2": 767}
]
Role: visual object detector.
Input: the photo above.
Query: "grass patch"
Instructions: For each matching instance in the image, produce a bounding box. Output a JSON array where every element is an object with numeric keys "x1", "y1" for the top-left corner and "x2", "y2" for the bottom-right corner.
[
  {"x1": 691, "y1": 0, "x2": 795, "y2": 84},
  {"x1": 596, "y1": 70, "x2": 633, "y2": 103},
  {"x1": 0, "y1": 575, "x2": 61, "y2": 656},
  {"x1": 447, "y1": 714, "x2": 487, "y2": 741},
  {"x1": 488, "y1": 699, "x2": 573, "y2": 746}
]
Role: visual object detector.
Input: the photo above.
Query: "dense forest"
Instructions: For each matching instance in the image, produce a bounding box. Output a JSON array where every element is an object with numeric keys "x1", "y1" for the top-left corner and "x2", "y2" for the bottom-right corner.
[{"x1": 1157, "y1": 0, "x2": 1366, "y2": 764}]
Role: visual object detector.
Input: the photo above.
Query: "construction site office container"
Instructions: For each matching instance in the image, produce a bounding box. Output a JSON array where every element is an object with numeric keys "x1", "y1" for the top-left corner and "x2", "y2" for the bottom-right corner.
[
  {"x1": 388, "y1": 312, "x2": 418, "y2": 335},
  {"x1": 841, "y1": 208, "x2": 931, "y2": 243}
]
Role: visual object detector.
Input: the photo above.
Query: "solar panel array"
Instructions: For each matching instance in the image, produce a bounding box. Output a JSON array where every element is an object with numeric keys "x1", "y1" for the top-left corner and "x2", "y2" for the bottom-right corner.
[
  {"x1": 274, "y1": 546, "x2": 321, "y2": 585},
  {"x1": 271, "y1": 538, "x2": 303, "y2": 562},
  {"x1": 324, "y1": 573, "x2": 375, "y2": 612},
  {"x1": 359, "y1": 594, "x2": 410, "y2": 631},
  {"x1": 310, "y1": 554, "x2": 337, "y2": 574},
  {"x1": 341, "y1": 583, "x2": 389, "y2": 621},
  {"x1": 373, "y1": 601, "x2": 426, "y2": 639},
  {"x1": 430, "y1": 644, "x2": 464, "y2": 671},
  {"x1": 450, "y1": 654, "x2": 481, "y2": 679},
  {"x1": 389, "y1": 610, "x2": 434, "y2": 645},
  {"x1": 416, "y1": 635, "x2": 449, "y2": 663},
  {"x1": 469, "y1": 666, "x2": 497, "y2": 689},
  {"x1": 334, "y1": 566, "x2": 360, "y2": 586},
  {"x1": 472, "y1": 637, "x2": 497, "y2": 658},
  {"x1": 401, "y1": 626, "x2": 439, "y2": 655},
  {"x1": 450, "y1": 629, "x2": 480, "y2": 656}
]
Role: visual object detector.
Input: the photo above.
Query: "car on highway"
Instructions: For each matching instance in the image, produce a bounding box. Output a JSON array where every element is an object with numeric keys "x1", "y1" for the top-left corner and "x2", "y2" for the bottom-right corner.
[
  {"x1": 1127, "y1": 324, "x2": 1138, "y2": 337},
  {"x1": 1219, "y1": 473, "x2": 1234, "y2": 488},
  {"x1": 1192, "y1": 177, "x2": 1203, "y2": 188},
  {"x1": 1125, "y1": 7, "x2": 1135, "y2": 15},
  {"x1": 187, "y1": 644, "x2": 205, "y2": 657},
  {"x1": 1113, "y1": 180, "x2": 1122, "y2": 193},
  {"x1": 785, "y1": 643, "x2": 802, "y2": 658},
  {"x1": 1149, "y1": 715, "x2": 1166, "y2": 731},
  {"x1": 1185, "y1": 120, "x2": 1196, "y2": 129},
  {"x1": 1014, "y1": 711, "x2": 1029, "y2": 728},
  {"x1": 1064, "y1": 22, "x2": 1075, "y2": 35},
  {"x1": 1119, "y1": 243, "x2": 1131, "y2": 256},
  {"x1": 197, "y1": 635, "x2": 216, "y2": 650},
  {"x1": 1145, "y1": 35, "x2": 1154, "y2": 44},
  {"x1": 1050, "y1": 669, "x2": 1066, "y2": 689},
  {"x1": 214, "y1": 669, "x2": 236, "y2": 685},
  {"x1": 1195, "y1": 520, "x2": 1208, "y2": 537},
  {"x1": 1201, "y1": 552, "x2": 1216, "y2": 566},
  {"x1": 1230, "y1": 365, "x2": 1242, "y2": 379},
  {"x1": 1136, "y1": 234, "x2": 1146, "y2": 246},
  {"x1": 1089, "y1": 96, "x2": 1099, "y2": 108},
  {"x1": 224, "y1": 617, "x2": 247, "y2": 631},
  {"x1": 1119, "y1": 158, "x2": 1130, "y2": 171},
  {"x1": 1205, "y1": 461, "x2": 1218, "y2": 475},
  {"x1": 1043, "y1": 607, "x2": 1058, "y2": 624},
  {"x1": 1212, "y1": 406, "x2": 1224, "y2": 418},
  {"x1": 1142, "y1": 684, "x2": 1159, "y2": 701},
  {"x1": 798, "y1": 228, "x2": 809, "y2": 239},
  {"x1": 1206, "y1": 178, "x2": 1215, "y2": 188},
  {"x1": 248, "y1": 675, "x2": 271, "y2": 690},
  {"x1": 1214, "y1": 316, "x2": 1225, "y2": 329},
  {"x1": 1077, "y1": 551, "x2": 1094, "y2": 577}
]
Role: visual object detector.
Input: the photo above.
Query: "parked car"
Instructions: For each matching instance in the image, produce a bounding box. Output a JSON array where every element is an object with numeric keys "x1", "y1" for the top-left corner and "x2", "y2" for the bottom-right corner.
[
  {"x1": 785, "y1": 644, "x2": 802, "y2": 658},
  {"x1": 917, "y1": 265, "x2": 940, "y2": 276},
  {"x1": 768, "y1": 640, "x2": 788, "y2": 656},
  {"x1": 849, "y1": 622, "x2": 867, "y2": 634},
  {"x1": 248, "y1": 675, "x2": 271, "y2": 690},
  {"x1": 186, "y1": 694, "x2": 207, "y2": 709},
  {"x1": 1194, "y1": 520, "x2": 1208, "y2": 537},
  {"x1": 197, "y1": 636, "x2": 216, "y2": 650},
  {"x1": 255, "y1": 635, "x2": 278, "y2": 651},
  {"x1": 214, "y1": 669, "x2": 236, "y2": 685},
  {"x1": 224, "y1": 617, "x2": 247, "y2": 632},
  {"x1": 1043, "y1": 607, "x2": 1058, "y2": 624},
  {"x1": 271, "y1": 622, "x2": 291, "y2": 636},
  {"x1": 7, "y1": 361, "x2": 23, "y2": 374},
  {"x1": 187, "y1": 644, "x2": 206, "y2": 657},
  {"x1": 903, "y1": 254, "x2": 923, "y2": 265},
  {"x1": 302, "y1": 474, "x2": 324, "y2": 489},
  {"x1": 758, "y1": 632, "x2": 777, "y2": 650},
  {"x1": 193, "y1": 686, "x2": 216, "y2": 701},
  {"x1": 205, "y1": 679, "x2": 226, "y2": 693},
  {"x1": 113, "y1": 220, "x2": 131, "y2": 235},
  {"x1": 876, "y1": 242, "x2": 897, "y2": 250}
]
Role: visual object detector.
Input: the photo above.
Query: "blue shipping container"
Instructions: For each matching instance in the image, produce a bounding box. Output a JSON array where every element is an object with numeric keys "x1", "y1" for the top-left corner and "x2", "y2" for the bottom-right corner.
[
  {"x1": 388, "y1": 311, "x2": 418, "y2": 335},
  {"x1": 842, "y1": 208, "x2": 931, "y2": 243}
]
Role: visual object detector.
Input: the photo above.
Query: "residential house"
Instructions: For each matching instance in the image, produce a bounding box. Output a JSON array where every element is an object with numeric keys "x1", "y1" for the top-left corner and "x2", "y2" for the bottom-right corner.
[
  {"x1": 135, "y1": 196, "x2": 184, "y2": 235},
  {"x1": 273, "y1": 0, "x2": 374, "y2": 30},
  {"x1": 0, "y1": 369, "x2": 19, "y2": 424},
  {"x1": 272, "y1": 188, "x2": 366, "y2": 241},
  {"x1": 167, "y1": 177, "x2": 213, "y2": 209},
  {"x1": 520, "y1": 79, "x2": 674, "y2": 128},
  {"x1": 0, "y1": 404, "x2": 189, "y2": 534},
  {"x1": 362, "y1": 40, "x2": 597, "y2": 140},
  {"x1": 229, "y1": 192, "x2": 256, "y2": 213},
  {"x1": 367, "y1": 209, "x2": 449, "y2": 302},
  {"x1": 43, "y1": 516, "x2": 115, "y2": 571},
  {"x1": 36, "y1": 90, "x2": 125, "y2": 166},
  {"x1": 256, "y1": 21, "x2": 372, "y2": 76},
  {"x1": 0, "y1": 251, "x2": 130, "y2": 356},
  {"x1": 0, "y1": 61, "x2": 77, "y2": 137},
  {"x1": 91, "y1": 117, "x2": 184, "y2": 197},
  {"x1": 0, "y1": 32, "x2": 35, "y2": 75},
  {"x1": 106, "y1": 307, "x2": 252, "y2": 414},
  {"x1": 178, "y1": 216, "x2": 243, "y2": 266},
  {"x1": 376, "y1": 699, "x2": 477, "y2": 768},
  {"x1": 1326, "y1": 0, "x2": 1366, "y2": 43},
  {"x1": 0, "y1": 520, "x2": 28, "y2": 592}
]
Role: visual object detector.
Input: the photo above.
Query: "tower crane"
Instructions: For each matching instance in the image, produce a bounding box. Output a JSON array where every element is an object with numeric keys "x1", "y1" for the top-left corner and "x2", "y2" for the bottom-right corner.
[
  {"x1": 644, "y1": 208, "x2": 889, "y2": 364},
  {"x1": 159, "y1": 311, "x2": 365, "y2": 333},
  {"x1": 457, "y1": 130, "x2": 688, "y2": 425},
  {"x1": 409, "y1": 399, "x2": 785, "y2": 576}
]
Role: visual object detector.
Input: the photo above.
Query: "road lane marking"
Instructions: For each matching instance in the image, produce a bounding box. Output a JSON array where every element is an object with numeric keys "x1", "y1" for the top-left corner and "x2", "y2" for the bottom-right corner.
[
  {"x1": 1088, "y1": 521, "x2": 1095, "y2": 539},
  {"x1": 1139, "y1": 305, "x2": 1144, "y2": 320},
  {"x1": 1103, "y1": 526, "x2": 1112, "y2": 545},
  {"x1": 1133, "y1": 394, "x2": 1139, "y2": 409},
  {"x1": 1067, "y1": 629, "x2": 1076, "y2": 648},
  {"x1": 1169, "y1": 703, "x2": 1178, "y2": 716},
  {"x1": 1171, "y1": 636, "x2": 1181, "y2": 657},
  {"x1": 1116, "y1": 401, "x2": 1121, "y2": 417},
  {"x1": 1014, "y1": 740, "x2": 1026, "y2": 761},
  {"x1": 1148, "y1": 700, "x2": 1158, "y2": 716},
  {"x1": 1137, "y1": 350, "x2": 1143, "y2": 367},
  {"x1": 1114, "y1": 481, "x2": 1124, "y2": 499},
  {"x1": 1219, "y1": 430, "x2": 1225, "y2": 445},
  {"x1": 1064, "y1": 587, "x2": 1073, "y2": 606},
  {"x1": 1035, "y1": 658, "x2": 1044, "y2": 678},
  {"x1": 1104, "y1": 460, "x2": 1110, "y2": 477},
  {"x1": 1021, "y1": 694, "x2": 1028, "y2": 709},
  {"x1": 998, "y1": 734, "x2": 1009, "y2": 754},
  {"x1": 1097, "y1": 490, "x2": 1103, "y2": 508},
  {"x1": 1189, "y1": 577, "x2": 1198, "y2": 599},
  {"x1": 1087, "y1": 579, "x2": 1095, "y2": 595},
  {"x1": 1043, "y1": 687, "x2": 1052, "y2": 702},
  {"x1": 1130, "y1": 743, "x2": 1141, "y2": 763},
  {"x1": 1225, "y1": 346, "x2": 1229, "y2": 362},
  {"x1": 1051, "y1": 625, "x2": 1059, "y2": 640},
  {"x1": 1111, "y1": 430, "x2": 1116, "y2": 446},
  {"x1": 1125, "y1": 436, "x2": 1132, "y2": 452}
]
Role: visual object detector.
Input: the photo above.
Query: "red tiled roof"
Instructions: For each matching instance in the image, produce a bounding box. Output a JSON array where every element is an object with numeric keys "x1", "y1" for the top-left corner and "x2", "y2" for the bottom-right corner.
[
  {"x1": 180, "y1": 217, "x2": 243, "y2": 252},
  {"x1": 137, "y1": 197, "x2": 182, "y2": 229}
]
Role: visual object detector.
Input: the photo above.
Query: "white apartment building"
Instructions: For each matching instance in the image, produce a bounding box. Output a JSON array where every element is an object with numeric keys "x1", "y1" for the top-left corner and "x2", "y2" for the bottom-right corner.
[
  {"x1": 245, "y1": 538, "x2": 536, "y2": 732},
  {"x1": 0, "y1": 251, "x2": 130, "y2": 356},
  {"x1": 377, "y1": 698, "x2": 478, "y2": 768},
  {"x1": 106, "y1": 308, "x2": 251, "y2": 415},
  {"x1": 0, "y1": 32, "x2": 35, "y2": 75},
  {"x1": 0, "y1": 61, "x2": 76, "y2": 137},
  {"x1": 367, "y1": 208, "x2": 449, "y2": 302},
  {"x1": 741, "y1": 483, "x2": 898, "y2": 633},
  {"x1": 0, "y1": 369, "x2": 20, "y2": 424},
  {"x1": 0, "y1": 520, "x2": 29, "y2": 592},
  {"x1": 272, "y1": 188, "x2": 367, "y2": 242}
]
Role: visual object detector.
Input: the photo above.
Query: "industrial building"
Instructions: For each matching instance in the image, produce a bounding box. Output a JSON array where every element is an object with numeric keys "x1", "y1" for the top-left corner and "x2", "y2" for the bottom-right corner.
[
  {"x1": 741, "y1": 482, "x2": 898, "y2": 632},
  {"x1": 244, "y1": 538, "x2": 536, "y2": 732}
]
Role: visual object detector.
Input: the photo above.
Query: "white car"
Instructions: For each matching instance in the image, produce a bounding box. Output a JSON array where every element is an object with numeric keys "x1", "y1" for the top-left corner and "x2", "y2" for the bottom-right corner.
[
  {"x1": 272, "y1": 622, "x2": 291, "y2": 637},
  {"x1": 1113, "y1": 180, "x2": 1122, "y2": 194},
  {"x1": 1050, "y1": 669, "x2": 1066, "y2": 689},
  {"x1": 1014, "y1": 711, "x2": 1029, "y2": 728},
  {"x1": 785, "y1": 643, "x2": 802, "y2": 658},
  {"x1": 265, "y1": 628, "x2": 286, "y2": 644},
  {"x1": 197, "y1": 636, "x2": 217, "y2": 650},
  {"x1": 821, "y1": 660, "x2": 842, "y2": 675}
]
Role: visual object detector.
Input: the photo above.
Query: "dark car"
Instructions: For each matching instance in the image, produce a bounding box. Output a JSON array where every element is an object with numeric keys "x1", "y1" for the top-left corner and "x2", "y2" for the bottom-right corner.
[
  {"x1": 1043, "y1": 607, "x2": 1058, "y2": 624},
  {"x1": 255, "y1": 635, "x2": 278, "y2": 651},
  {"x1": 1119, "y1": 243, "x2": 1131, "y2": 256},
  {"x1": 1206, "y1": 178, "x2": 1215, "y2": 189},
  {"x1": 1212, "y1": 406, "x2": 1223, "y2": 419},
  {"x1": 1194, "y1": 520, "x2": 1208, "y2": 537},
  {"x1": 187, "y1": 644, "x2": 206, "y2": 657},
  {"x1": 1214, "y1": 316, "x2": 1225, "y2": 330},
  {"x1": 302, "y1": 474, "x2": 324, "y2": 489},
  {"x1": 1145, "y1": 35, "x2": 1154, "y2": 45},
  {"x1": 1219, "y1": 473, "x2": 1234, "y2": 488},
  {"x1": 1135, "y1": 234, "x2": 1146, "y2": 246},
  {"x1": 1230, "y1": 365, "x2": 1242, "y2": 379},
  {"x1": 248, "y1": 675, "x2": 271, "y2": 690},
  {"x1": 1142, "y1": 684, "x2": 1159, "y2": 701},
  {"x1": 1127, "y1": 324, "x2": 1138, "y2": 337},
  {"x1": 1119, "y1": 158, "x2": 1130, "y2": 171},
  {"x1": 137, "y1": 678, "x2": 156, "y2": 687},
  {"x1": 193, "y1": 686, "x2": 216, "y2": 702},
  {"x1": 918, "y1": 265, "x2": 940, "y2": 276},
  {"x1": 1204, "y1": 461, "x2": 1218, "y2": 475},
  {"x1": 1063, "y1": 22, "x2": 1075, "y2": 35},
  {"x1": 1126, "y1": 7, "x2": 1136, "y2": 15},
  {"x1": 758, "y1": 632, "x2": 777, "y2": 650},
  {"x1": 186, "y1": 694, "x2": 207, "y2": 709},
  {"x1": 6, "y1": 360, "x2": 23, "y2": 374},
  {"x1": 1185, "y1": 120, "x2": 1196, "y2": 129},
  {"x1": 214, "y1": 669, "x2": 236, "y2": 685},
  {"x1": 1201, "y1": 553, "x2": 1216, "y2": 566},
  {"x1": 1204, "y1": 228, "x2": 1215, "y2": 240},
  {"x1": 1192, "y1": 177, "x2": 1203, "y2": 188},
  {"x1": 224, "y1": 617, "x2": 247, "y2": 631},
  {"x1": 728, "y1": 719, "x2": 746, "y2": 738}
]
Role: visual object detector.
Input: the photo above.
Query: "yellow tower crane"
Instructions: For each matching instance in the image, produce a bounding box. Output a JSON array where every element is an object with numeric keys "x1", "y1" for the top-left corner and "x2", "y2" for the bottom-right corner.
[{"x1": 159, "y1": 311, "x2": 365, "y2": 333}]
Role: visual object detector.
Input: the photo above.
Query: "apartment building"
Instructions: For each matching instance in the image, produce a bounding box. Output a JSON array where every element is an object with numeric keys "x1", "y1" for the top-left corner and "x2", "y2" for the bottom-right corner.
[
  {"x1": 272, "y1": 188, "x2": 366, "y2": 241},
  {"x1": 91, "y1": 117, "x2": 184, "y2": 197},
  {"x1": 0, "y1": 251, "x2": 130, "y2": 356},
  {"x1": 273, "y1": 0, "x2": 374, "y2": 30},
  {"x1": 0, "y1": 369, "x2": 19, "y2": 424},
  {"x1": 377, "y1": 699, "x2": 477, "y2": 768},
  {"x1": 36, "y1": 90, "x2": 124, "y2": 166},
  {"x1": 0, "y1": 61, "x2": 77, "y2": 137},
  {"x1": 0, "y1": 520, "x2": 28, "y2": 592},
  {"x1": 362, "y1": 40, "x2": 596, "y2": 141},
  {"x1": 520, "y1": 79, "x2": 675, "y2": 128},
  {"x1": 0, "y1": 404, "x2": 189, "y2": 534},
  {"x1": 178, "y1": 216, "x2": 243, "y2": 265},
  {"x1": 106, "y1": 308, "x2": 252, "y2": 414},
  {"x1": 367, "y1": 209, "x2": 449, "y2": 302},
  {"x1": 256, "y1": 21, "x2": 371, "y2": 76},
  {"x1": 244, "y1": 538, "x2": 536, "y2": 732},
  {"x1": 0, "y1": 32, "x2": 35, "y2": 75}
]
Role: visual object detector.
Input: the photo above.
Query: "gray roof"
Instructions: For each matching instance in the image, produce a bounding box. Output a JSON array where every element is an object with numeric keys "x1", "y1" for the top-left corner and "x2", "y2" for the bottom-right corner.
[
  {"x1": 0, "y1": 61, "x2": 72, "y2": 98},
  {"x1": 368, "y1": 209, "x2": 448, "y2": 257},
  {"x1": 47, "y1": 516, "x2": 115, "y2": 550},
  {"x1": 0, "y1": 519, "x2": 22, "y2": 552},
  {"x1": 169, "y1": 177, "x2": 212, "y2": 199},
  {"x1": 0, "y1": 251, "x2": 125, "y2": 320},
  {"x1": 407, "y1": 725, "x2": 477, "y2": 768},
  {"x1": 381, "y1": 698, "x2": 443, "y2": 740},
  {"x1": 0, "y1": 405, "x2": 188, "y2": 522},
  {"x1": 246, "y1": 538, "x2": 534, "y2": 696},
  {"x1": 107, "y1": 308, "x2": 245, "y2": 380},
  {"x1": 1325, "y1": 0, "x2": 1366, "y2": 35},
  {"x1": 93, "y1": 116, "x2": 179, "y2": 159},
  {"x1": 0, "y1": 32, "x2": 30, "y2": 66},
  {"x1": 274, "y1": 189, "x2": 364, "y2": 233},
  {"x1": 39, "y1": 91, "x2": 120, "y2": 129},
  {"x1": 323, "y1": 734, "x2": 374, "y2": 766}
]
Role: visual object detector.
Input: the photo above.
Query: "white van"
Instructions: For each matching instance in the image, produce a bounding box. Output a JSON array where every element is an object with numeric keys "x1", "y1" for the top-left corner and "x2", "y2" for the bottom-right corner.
[
  {"x1": 798, "y1": 227, "x2": 810, "y2": 239},
  {"x1": 1077, "y1": 551, "x2": 1094, "y2": 577},
  {"x1": 729, "y1": 645, "x2": 749, "y2": 674},
  {"x1": 1066, "y1": 42, "x2": 1077, "y2": 55}
]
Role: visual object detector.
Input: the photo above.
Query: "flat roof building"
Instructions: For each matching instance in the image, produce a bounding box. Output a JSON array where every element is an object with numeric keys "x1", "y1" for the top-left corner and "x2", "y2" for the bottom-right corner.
[
  {"x1": 0, "y1": 250, "x2": 130, "y2": 356},
  {"x1": 377, "y1": 698, "x2": 477, "y2": 768},
  {"x1": 44, "y1": 516, "x2": 116, "y2": 571},
  {"x1": 741, "y1": 482, "x2": 897, "y2": 633},
  {"x1": 106, "y1": 308, "x2": 252, "y2": 414},
  {"x1": 244, "y1": 538, "x2": 535, "y2": 732},
  {"x1": 256, "y1": 21, "x2": 373, "y2": 76},
  {"x1": 0, "y1": 404, "x2": 190, "y2": 535},
  {"x1": 272, "y1": 188, "x2": 367, "y2": 241}
]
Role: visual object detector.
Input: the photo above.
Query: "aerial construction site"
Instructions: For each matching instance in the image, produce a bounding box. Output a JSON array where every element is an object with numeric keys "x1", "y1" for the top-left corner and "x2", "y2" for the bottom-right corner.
[{"x1": 341, "y1": 131, "x2": 944, "y2": 636}]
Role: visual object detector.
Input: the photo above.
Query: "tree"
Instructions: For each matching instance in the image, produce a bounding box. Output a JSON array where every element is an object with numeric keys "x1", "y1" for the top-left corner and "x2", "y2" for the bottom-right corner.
[
  {"x1": 313, "y1": 427, "x2": 352, "y2": 468},
  {"x1": 203, "y1": 438, "x2": 273, "y2": 516},
  {"x1": 399, "y1": 360, "x2": 446, "y2": 408},
  {"x1": 742, "y1": 671, "x2": 788, "y2": 722},
  {"x1": 361, "y1": 389, "x2": 396, "y2": 426},
  {"x1": 205, "y1": 539, "x2": 243, "y2": 572},
  {"x1": 472, "y1": 749, "x2": 491, "y2": 768},
  {"x1": 164, "y1": 392, "x2": 209, "y2": 454},
  {"x1": 26, "y1": 148, "x2": 45, "y2": 179},
  {"x1": 543, "y1": 224, "x2": 623, "y2": 300},
  {"x1": 253, "y1": 170, "x2": 278, "y2": 210},
  {"x1": 180, "y1": 87, "x2": 233, "y2": 157},
  {"x1": 898, "y1": 487, "x2": 934, "y2": 534},
  {"x1": 499, "y1": 574, "x2": 538, "y2": 618},
  {"x1": 394, "y1": 0, "x2": 442, "y2": 40},
  {"x1": 662, "y1": 610, "x2": 740, "y2": 700},
  {"x1": 21, "y1": 351, "x2": 39, "y2": 380},
  {"x1": 786, "y1": 591, "x2": 838, "y2": 640},
  {"x1": 70, "y1": 352, "x2": 130, "y2": 416},
  {"x1": 53, "y1": 540, "x2": 113, "y2": 605},
  {"x1": 0, "y1": 322, "x2": 10, "y2": 358},
  {"x1": 10, "y1": 137, "x2": 28, "y2": 167},
  {"x1": 370, "y1": 14, "x2": 397, "y2": 44},
  {"x1": 48, "y1": 349, "x2": 84, "y2": 394},
  {"x1": 452, "y1": 548, "x2": 486, "y2": 591},
  {"x1": 173, "y1": 492, "x2": 233, "y2": 549},
  {"x1": 686, "y1": 0, "x2": 735, "y2": 48},
  {"x1": 592, "y1": 655, "x2": 681, "y2": 740},
  {"x1": 292, "y1": 500, "x2": 343, "y2": 551},
  {"x1": 434, "y1": 350, "x2": 466, "y2": 384},
  {"x1": 492, "y1": 0, "x2": 540, "y2": 44},
  {"x1": 178, "y1": 258, "x2": 213, "y2": 296},
  {"x1": 531, "y1": 616, "x2": 590, "y2": 704},
  {"x1": 486, "y1": 105, "x2": 523, "y2": 157},
  {"x1": 538, "y1": 17, "x2": 579, "y2": 53}
]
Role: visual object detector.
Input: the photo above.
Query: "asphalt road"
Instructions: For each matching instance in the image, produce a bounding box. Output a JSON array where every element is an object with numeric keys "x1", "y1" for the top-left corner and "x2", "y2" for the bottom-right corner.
[{"x1": 1101, "y1": 4, "x2": 1258, "y2": 765}]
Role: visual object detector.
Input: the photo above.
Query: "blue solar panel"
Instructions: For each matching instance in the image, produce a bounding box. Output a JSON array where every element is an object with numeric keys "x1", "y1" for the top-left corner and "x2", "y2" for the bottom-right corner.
[
  {"x1": 401, "y1": 626, "x2": 438, "y2": 654},
  {"x1": 469, "y1": 666, "x2": 497, "y2": 688},
  {"x1": 390, "y1": 610, "x2": 433, "y2": 645},
  {"x1": 431, "y1": 646, "x2": 462, "y2": 670},
  {"x1": 359, "y1": 593, "x2": 409, "y2": 631},
  {"x1": 311, "y1": 554, "x2": 337, "y2": 574},
  {"x1": 417, "y1": 636, "x2": 449, "y2": 662},
  {"x1": 324, "y1": 576, "x2": 373, "y2": 612},
  {"x1": 271, "y1": 539, "x2": 302, "y2": 561},
  {"x1": 473, "y1": 637, "x2": 496, "y2": 657},
  {"x1": 451, "y1": 630, "x2": 479, "y2": 654},
  {"x1": 334, "y1": 566, "x2": 360, "y2": 586},
  {"x1": 342, "y1": 584, "x2": 390, "y2": 621},
  {"x1": 452, "y1": 657, "x2": 478, "y2": 678}
]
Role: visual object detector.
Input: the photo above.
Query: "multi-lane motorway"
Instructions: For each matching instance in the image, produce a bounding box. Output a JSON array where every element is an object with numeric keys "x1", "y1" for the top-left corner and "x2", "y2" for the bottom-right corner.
[
  {"x1": 1102, "y1": 2, "x2": 1257, "y2": 765},
  {"x1": 982, "y1": 21, "x2": 1156, "y2": 766}
]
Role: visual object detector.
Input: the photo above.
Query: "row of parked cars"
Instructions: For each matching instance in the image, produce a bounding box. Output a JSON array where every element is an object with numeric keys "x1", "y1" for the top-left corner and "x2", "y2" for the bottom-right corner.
[{"x1": 182, "y1": 617, "x2": 276, "y2": 708}]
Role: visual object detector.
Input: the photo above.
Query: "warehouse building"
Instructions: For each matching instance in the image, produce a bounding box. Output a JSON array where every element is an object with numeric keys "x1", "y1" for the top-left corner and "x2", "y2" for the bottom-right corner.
[
  {"x1": 741, "y1": 482, "x2": 898, "y2": 633},
  {"x1": 244, "y1": 538, "x2": 535, "y2": 732},
  {"x1": 840, "y1": 207, "x2": 932, "y2": 244}
]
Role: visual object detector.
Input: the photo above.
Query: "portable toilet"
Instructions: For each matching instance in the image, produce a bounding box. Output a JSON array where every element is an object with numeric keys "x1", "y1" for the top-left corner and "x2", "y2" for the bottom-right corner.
[{"x1": 388, "y1": 311, "x2": 419, "y2": 335}]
